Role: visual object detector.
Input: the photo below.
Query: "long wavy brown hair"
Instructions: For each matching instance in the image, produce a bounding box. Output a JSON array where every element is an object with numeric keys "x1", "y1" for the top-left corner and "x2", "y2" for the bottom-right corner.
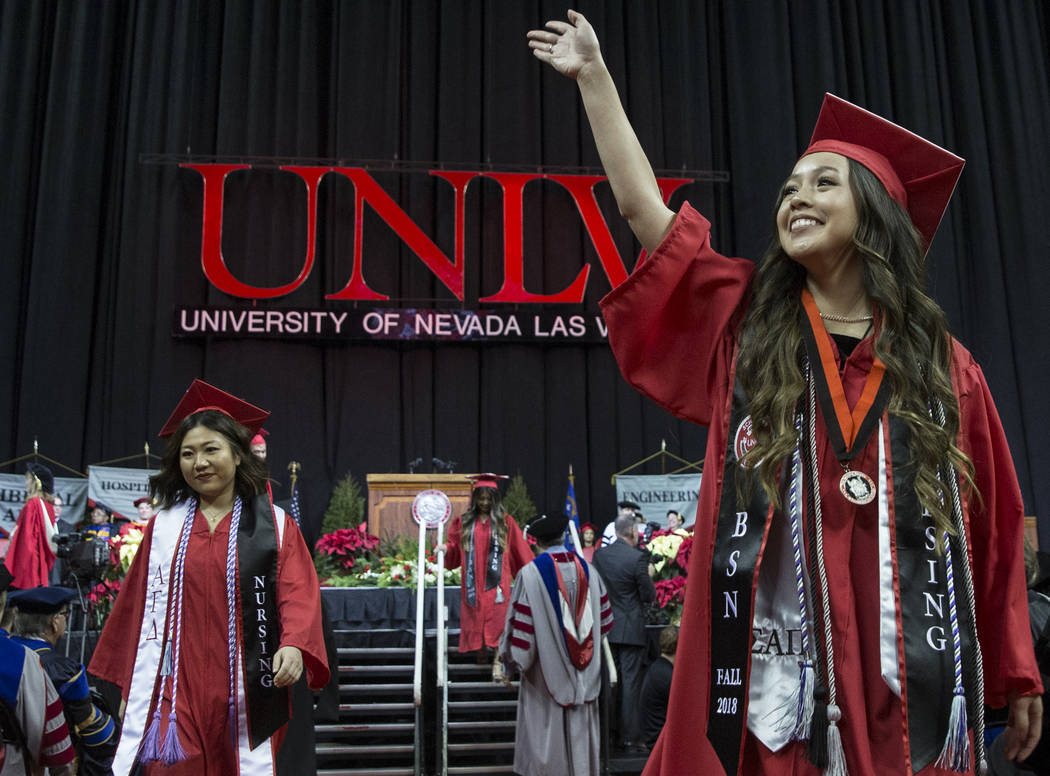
[
  {"x1": 460, "y1": 486, "x2": 509, "y2": 553},
  {"x1": 737, "y1": 159, "x2": 972, "y2": 538},
  {"x1": 150, "y1": 410, "x2": 270, "y2": 510}
]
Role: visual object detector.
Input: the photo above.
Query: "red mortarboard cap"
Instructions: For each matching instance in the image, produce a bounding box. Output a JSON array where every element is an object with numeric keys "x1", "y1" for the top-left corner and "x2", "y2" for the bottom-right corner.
[
  {"x1": 580, "y1": 522, "x2": 596, "y2": 532},
  {"x1": 250, "y1": 428, "x2": 270, "y2": 446},
  {"x1": 157, "y1": 379, "x2": 270, "y2": 439},
  {"x1": 466, "y1": 473, "x2": 510, "y2": 490},
  {"x1": 133, "y1": 497, "x2": 152, "y2": 507},
  {"x1": 802, "y1": 93, "x2": 964, "y2": 251}
]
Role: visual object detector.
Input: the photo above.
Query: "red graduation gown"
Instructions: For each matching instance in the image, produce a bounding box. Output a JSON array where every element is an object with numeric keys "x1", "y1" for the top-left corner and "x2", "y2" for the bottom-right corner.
[
  {"x1": 89, "y1": 507, "x2": 329, "y2": 775},
  {"x1": 443, "y1": 513, "x2": 533, "y2": 652},
  {"x1": 600, "y1": 203, "x2": 1041, "y2": 776},
  {"x1": 5, "y1": 497, "x2": 56, "y2": 589}
]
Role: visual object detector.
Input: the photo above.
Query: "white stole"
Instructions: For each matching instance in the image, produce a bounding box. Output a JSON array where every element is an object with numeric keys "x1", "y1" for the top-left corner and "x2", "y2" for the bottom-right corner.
[{"x1": 112, "y1": 501, "x2": 289, "y2": 776}]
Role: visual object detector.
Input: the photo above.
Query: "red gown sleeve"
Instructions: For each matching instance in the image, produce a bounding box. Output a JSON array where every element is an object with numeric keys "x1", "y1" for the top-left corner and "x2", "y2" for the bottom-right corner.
[
  {"x1": 443, "y1": 517, "x2": 464, "y2": 570},
  {"x1": 276, "y1": 514, "x2": 331, "y2": 690},
  {"x1": 599, "y1": 202, "x2": 754, "y2": 427},
  {"x1": 87, "y1": 518, "x2": 155, "y2": 698},
  {"x1": 952, "y1": 340, "x2": 1043, "y2": 706},
  {"x1": 504, "y1": 515, "x2": 533, "y2": 577}
]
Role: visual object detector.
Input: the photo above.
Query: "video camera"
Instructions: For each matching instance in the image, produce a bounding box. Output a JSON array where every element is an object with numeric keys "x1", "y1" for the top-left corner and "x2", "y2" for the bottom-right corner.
[{"x1": 55, "y1": 532, "x2": 111, "y2": 583}]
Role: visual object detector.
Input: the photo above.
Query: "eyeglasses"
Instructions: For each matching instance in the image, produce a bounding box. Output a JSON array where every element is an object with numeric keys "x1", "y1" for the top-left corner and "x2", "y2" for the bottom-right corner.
[{"x1": 57, "y1": 609, "x2": 70, "y2": 618}]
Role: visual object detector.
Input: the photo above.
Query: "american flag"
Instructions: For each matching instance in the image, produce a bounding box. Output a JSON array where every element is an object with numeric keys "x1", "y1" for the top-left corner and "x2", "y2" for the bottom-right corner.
[{"x1": 289, "y1": 464, "x2": 303, "y2": 527}]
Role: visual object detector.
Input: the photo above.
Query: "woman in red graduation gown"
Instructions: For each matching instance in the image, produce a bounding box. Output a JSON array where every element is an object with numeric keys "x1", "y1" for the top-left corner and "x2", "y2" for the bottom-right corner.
[
  {"x1": 89, "y1": 380, "x2": 329, "y2": 776},
  {"x1": 4, "y1": 462, "x2": 58, "y2": 589},
  {"x1": 442, "y1": 475, "x2": 534, "y2": 657},
  {"x1": 527, "y1": 11, "x2": 1041, "y2": 776}
]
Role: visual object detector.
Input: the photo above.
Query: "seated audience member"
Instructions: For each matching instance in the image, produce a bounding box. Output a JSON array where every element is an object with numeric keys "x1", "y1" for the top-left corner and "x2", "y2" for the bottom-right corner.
[
  {"x1": 665, "y1": 510, "x2": 688, "y2": 535},
  {"x1": 80, "y1": 502, "x2": 116, "y2": 542},
  {"x1": 10, "y1": 585, "x2": 118, "y2": 775},
  {"x1": 0, "y1": 567, "x2": 76, "y2": 775},
  {"x1": 640, "y1": 625, "x2": 678, "y2": 748},
  {"x1": 133, "y1": 496, "x2": 155, "y2": 523},
  {"x1": 579, "y1": 522, "x2": 598, "y2": 562}
]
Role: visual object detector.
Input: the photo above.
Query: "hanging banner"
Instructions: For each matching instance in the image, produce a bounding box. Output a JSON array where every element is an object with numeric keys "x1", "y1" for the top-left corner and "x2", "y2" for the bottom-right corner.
[
  {"x1": 87, "y1": 466, "x2": 158, "y2": 521},
  {"x1": 614, "y1": 473, "x2": 702, "y2": 527},
  {"x1": 0, "y1": 473, "x2": 89, "y2": 535}
]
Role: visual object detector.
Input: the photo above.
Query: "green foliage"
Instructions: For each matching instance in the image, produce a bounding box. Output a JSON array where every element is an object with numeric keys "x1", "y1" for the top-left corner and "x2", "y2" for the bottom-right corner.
[
  {"x1": 320, "y1": 472, "x2": 366, "y2": 538},
  {"x1": 503, "y1": 473, "x2": 536, "y2": 528},
  {"x1": 378, "y1": 532, "x2": 423, "y2": 559}
]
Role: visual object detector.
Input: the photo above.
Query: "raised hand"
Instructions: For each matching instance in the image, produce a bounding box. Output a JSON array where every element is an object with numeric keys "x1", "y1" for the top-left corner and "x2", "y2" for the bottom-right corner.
[{"x1": 526, "y1": 9, "x2": 601, "y2": 80}]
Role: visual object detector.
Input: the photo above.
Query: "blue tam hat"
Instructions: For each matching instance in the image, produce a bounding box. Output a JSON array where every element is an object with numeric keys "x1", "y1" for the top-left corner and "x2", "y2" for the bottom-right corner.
[{"x1": 6, "y1": 586, "x2": 76, "y2": 614}]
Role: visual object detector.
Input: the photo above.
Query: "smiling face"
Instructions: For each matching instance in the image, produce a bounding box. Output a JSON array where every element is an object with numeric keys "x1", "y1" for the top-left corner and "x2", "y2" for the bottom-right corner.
[
  {"x1": 474, "y1": 490, "x2": 493, "y2": 516},
  {"x1": 137, "y1": 501, "x2": 154, "y2": 520},
  {"x1": 179, "y1": 424, "x2": 241, "y2": 504},
  {"x1": 776, "y1": 152, "x2": 859, "y2": 272}
]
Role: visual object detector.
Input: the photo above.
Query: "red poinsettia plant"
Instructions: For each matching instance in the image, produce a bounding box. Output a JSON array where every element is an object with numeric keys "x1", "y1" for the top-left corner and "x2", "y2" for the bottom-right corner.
[
  {"x1": 646, "y1": 528, "x2": 693, "y2": 624},
  {"x1": 314, "y1": 523, "x2": 380, "y2": 571}
]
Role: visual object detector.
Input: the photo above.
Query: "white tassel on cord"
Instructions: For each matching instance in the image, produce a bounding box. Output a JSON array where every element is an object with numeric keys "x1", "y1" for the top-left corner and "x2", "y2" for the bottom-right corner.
[
  {"x1": 935, "y1": 689, "x2": 971, "y2": 772},
  {"x1": 793, "y1": 661, "x2": 815, "y2": 741},
  {"x1": 825, "y1": 704, "x2": 848, "y2": 776}
]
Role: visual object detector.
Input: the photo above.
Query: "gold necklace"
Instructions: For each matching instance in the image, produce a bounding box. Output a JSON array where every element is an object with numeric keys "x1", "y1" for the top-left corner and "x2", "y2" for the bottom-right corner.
[{"x1": 820, "y1": 312, "x2": 874, "y2": 324}]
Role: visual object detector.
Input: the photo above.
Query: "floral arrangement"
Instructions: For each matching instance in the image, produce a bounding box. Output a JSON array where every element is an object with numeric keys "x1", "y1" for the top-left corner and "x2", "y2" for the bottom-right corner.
[
  {"x1": 646, "y1": 528, "x2": 692, "y2": 624},
  {"x1": 314, "y1": 528, "x2": 461, "y2": 589},
  {"x1": 83, "y1": 525, "x2": 145, "y2": 627}
]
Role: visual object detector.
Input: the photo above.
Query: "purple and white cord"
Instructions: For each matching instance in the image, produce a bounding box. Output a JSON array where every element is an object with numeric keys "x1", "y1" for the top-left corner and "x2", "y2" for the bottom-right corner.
[
  {"x1": 225, "y1": 497, "x2": 243, "y2": 741},
  {"x1": 931, "y1": 398, "x2": 985, "y2": 773},
  {"x1": 788, "y1": 406, "x2": 815, "y2": 741}
]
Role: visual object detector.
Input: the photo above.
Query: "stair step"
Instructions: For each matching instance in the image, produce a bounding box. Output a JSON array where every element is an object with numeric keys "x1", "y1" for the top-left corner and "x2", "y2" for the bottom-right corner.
[
  {"x1": 340, "y1": 664, "x2": 414, "y2": 674},
  {"x1": 448, "y1": 720, "x2": 516, "y2": 730},
  {"x1": 316, "y1": 743, "x2": 414, "y2": 756},
  {"x1": 447, "y1": 741, "x2": 514, "y2": 752},
  {"x1": 339, "y1": 682, "x2": 413, "y2": 692},
  {"x1": 447, "y1": 681, "x2": 518, "y2": 690},
  {"x1": 337, "y1": 647, "x2": 414, "y2": 657},
  {"x1": 316, "y1": 722, "x2": 414, "y2": 734},
  {"x1": 448, "y1": 700, "x2": 516, "y2": 710},
  {"x1": 340, "y1": 702, "x2": 415, "y2": 713}
]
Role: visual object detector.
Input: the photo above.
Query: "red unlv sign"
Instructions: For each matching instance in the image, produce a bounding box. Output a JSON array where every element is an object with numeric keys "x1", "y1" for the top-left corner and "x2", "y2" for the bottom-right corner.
[{"x1": 182, "y1": 163, "x2": 696, "y2": 303}]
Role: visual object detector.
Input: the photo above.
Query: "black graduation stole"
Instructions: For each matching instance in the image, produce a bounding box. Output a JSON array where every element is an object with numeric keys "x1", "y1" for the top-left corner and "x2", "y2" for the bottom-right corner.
[
  {"x1": 238, "y1": 491, "x2": 288, "y2": 749},
  {"x1": 464, "y1": 518, "x2": 502, "y2": 607},
  {"x1": 888, "y1": 419, "x2": 978, "y2": 771},
  {"x1": 706, "y1": 366, "x2": 773, "y2": 773}
]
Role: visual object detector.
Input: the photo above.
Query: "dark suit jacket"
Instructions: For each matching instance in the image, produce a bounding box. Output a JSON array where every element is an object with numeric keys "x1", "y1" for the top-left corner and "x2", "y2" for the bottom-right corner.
[{"x1": 592, "y1": 539, "x2": 655, "y2": 646}]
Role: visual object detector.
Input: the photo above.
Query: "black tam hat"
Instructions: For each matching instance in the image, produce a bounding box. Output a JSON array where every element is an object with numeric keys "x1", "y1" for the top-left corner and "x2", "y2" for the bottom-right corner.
[
  {"x1": 525, "y1": 512, "x2": 570, "y2": 543},
  {"x1": 25, "y1": 462, "x2": 54, "y2": 495}
]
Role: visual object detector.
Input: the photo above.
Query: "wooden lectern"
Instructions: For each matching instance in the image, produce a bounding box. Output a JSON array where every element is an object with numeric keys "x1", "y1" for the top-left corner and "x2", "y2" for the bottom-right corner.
[{"x1": 366, "y1": 473, "x2": 473, "y2": 541}]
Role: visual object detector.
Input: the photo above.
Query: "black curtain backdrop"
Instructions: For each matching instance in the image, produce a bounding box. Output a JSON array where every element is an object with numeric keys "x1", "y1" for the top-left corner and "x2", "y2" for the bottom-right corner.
[{"x1": 2, "y1": 1, "x2": 1048, "y2": 545}]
